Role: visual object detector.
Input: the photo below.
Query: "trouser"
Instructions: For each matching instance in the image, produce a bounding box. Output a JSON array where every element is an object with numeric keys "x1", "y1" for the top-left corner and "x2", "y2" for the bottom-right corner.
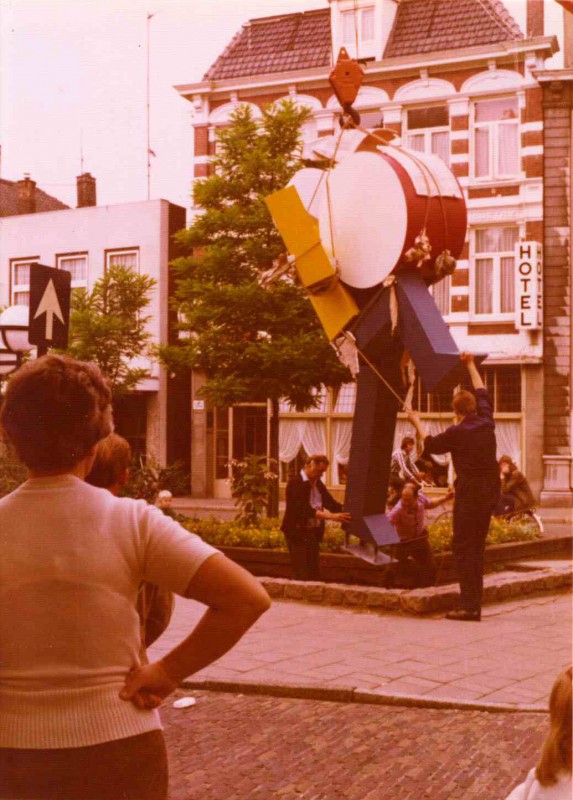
[
  {"x1": 286, "y1": 533, "x2": 321, "y2": 581},
  {"x1": 0, "y1": 730, "x2": 168, "y2": 800},
  {"x1": 452, "y1": 479, "x2": 499, "y2": 613},
  {"x1": 395, "y1": 535, "x2": 437, "y2": 588}
]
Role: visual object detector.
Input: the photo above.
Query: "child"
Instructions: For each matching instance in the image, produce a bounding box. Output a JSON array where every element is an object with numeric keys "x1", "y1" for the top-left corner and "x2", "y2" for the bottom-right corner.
[{"x1": 504, "y1": 666, "x2": 572, "y2": 799}]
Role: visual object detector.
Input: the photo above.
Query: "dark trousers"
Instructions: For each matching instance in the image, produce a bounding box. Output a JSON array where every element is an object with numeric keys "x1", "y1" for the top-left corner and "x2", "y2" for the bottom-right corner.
[
  {"x1": 452, "y1": 479, "x2": 499, "y2": 613},
  {"x1": 0, "y1": 731, "x2": 168, "y2": 800},
  {"x1": 286, "y1": 534, "x2": 321, "y2": 581},
  {"x1": 395, "y1": 536, "x2": 437, "y2": 588}
]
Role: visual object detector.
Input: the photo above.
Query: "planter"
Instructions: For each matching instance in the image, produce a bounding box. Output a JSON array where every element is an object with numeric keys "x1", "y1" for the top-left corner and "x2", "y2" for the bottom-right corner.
[{"x1": 218, "y1": 535, "x2": 572, "y2": 587}]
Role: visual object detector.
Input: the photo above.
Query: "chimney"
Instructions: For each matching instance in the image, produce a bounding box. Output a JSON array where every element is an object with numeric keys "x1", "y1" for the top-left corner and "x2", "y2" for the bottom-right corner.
[
  {"x1": 76, "y1": 172, "x2": 97, "y2": 208},
  {"x1": 526, "y1": 0, "x2": 544, "y2": 37},
  {"x1": 16, "y1": 174, "x2": 36, "y2": 215}
]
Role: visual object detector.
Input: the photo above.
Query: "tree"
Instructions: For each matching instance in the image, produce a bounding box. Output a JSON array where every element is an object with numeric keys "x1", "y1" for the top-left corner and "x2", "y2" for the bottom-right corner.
[
  {"x1": 161, "y1": 101, "x2": 349, "y2": 515},
  {"x1": 66, "y1": 265, "x2": 156, "y2": 396}
]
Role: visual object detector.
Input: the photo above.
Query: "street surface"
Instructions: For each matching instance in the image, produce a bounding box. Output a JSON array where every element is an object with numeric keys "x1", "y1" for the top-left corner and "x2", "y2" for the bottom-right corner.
[
  {"x1": 163, "y1": 690, "x2": 546, "y2": 800},
  {"x1": 150, "y1": 593, "x2": 571, "y2": 708}
]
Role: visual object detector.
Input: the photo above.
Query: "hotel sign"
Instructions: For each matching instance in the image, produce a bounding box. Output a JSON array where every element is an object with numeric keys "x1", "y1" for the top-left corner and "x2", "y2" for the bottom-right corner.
[{"x1": 515, "y1": 241, "x2": 542, "y2": 330}]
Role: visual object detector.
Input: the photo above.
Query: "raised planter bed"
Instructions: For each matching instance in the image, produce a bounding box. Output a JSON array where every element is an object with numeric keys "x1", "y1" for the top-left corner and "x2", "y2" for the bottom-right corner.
[{"x1": 218, "y1": 535, "x2": 572, "y2": 587}]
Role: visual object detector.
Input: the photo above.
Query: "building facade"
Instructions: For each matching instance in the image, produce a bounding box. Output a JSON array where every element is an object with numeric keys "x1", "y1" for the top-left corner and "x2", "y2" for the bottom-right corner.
[
  {"x1": 0, "y1": 178, "x2": 188, "y2": 468},
  {"x1": 175, "y1": 0, "x2": 571, "y2": 504}
]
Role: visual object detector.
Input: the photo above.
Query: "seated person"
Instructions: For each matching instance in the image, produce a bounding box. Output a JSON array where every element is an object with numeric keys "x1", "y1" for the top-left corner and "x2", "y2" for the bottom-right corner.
[
  {"x1": 390, "y1": 436, "x2": 424, "y2": 486},
  {"x1": 496, "y1": 455, "x2": 535, "y2": 514},
  {"x1": 387, "y1": 482, "x2": 453, "y2": 588}
]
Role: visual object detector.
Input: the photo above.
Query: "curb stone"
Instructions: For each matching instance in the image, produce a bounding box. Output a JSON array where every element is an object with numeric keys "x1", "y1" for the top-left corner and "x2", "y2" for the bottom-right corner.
[
  {"x1": 258, "y1": 565, "x2": 572, "y2": 615},
  {"x1": 179, "y1": 678, "x2": 548, "y2": 714}
]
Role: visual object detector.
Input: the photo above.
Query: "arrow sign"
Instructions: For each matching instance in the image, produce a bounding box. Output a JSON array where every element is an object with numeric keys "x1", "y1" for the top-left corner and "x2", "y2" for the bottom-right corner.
[
  {"x1": 29, "y1": 263, "x2": 71, "y2": 351},
  {"x1": 34, "y1": 279, "x2": 65, "y2": 341}
]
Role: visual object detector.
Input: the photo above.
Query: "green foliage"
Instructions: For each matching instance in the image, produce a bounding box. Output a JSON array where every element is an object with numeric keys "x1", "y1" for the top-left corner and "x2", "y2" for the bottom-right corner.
[
  {"x1": 120, "y1": 458, "x2": 190, "y2": 503},
  {"x1": 182, "y1": 514, "x2": 541, "y2": 556},
  {"x1": 0, "y1": 445, "x2": 27, "y2": 498},
  {"x1": 160, "y1": 101, "x2": 349, "y2": 410},
  {"x1": 229, "y1": 454, "x2": 278, "y2": 526},
  {"x1": 427, "y1": 513, "x2": 542, "y2": 554},
  {"x1": 66, "y1": 265, "x2": 156, "y2": 396}
]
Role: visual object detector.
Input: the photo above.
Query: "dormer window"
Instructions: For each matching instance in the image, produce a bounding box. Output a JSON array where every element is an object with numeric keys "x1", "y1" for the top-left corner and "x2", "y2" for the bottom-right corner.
[{"x1": 341, "y1": 6, "x2": 376, "y2": 45}]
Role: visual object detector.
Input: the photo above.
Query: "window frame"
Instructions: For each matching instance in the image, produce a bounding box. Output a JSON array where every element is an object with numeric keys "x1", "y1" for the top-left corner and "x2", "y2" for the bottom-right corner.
[
  {"x1": 470, "y1": 225, "x2": 521, "y2": 321},
  {"x1": 430, "y1": 274, "x2": 451, "y2": 318},
  {"x1": 9, "y1": 256, "x2": 39, "y2": 306},
  {"x1": 340, "y1": 5, "x2": 376, "y2": 45},
  {"x1": 403, "y1": 104, "x2": 450, "y2": 166},
  {"x1": 56, "y1": 251, "x2": 89, "y2": 292},
  {"x1": 105, "y1": 247, "x2": 140, "y2": 274},
  {"x1": 471, "y1": 95, "x2": 520, "y2": 182}
]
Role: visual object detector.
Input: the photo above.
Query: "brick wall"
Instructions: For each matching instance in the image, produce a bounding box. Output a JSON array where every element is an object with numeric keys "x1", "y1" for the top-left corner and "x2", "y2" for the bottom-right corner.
[{"x1": 542, "y1": 80, "x2": 572, "y2": 457}]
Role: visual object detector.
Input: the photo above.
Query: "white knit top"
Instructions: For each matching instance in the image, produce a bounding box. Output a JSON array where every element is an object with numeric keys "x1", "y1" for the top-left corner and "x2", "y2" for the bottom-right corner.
[{"x1": 0, "y1": 475, "x2": 218, "y2": 749}]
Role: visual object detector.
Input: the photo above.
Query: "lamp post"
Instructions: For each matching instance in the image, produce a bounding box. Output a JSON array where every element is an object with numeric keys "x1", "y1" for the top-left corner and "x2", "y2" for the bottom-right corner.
[{"x1": 0, "y1": 305, "x2": 35, "y2": 377}]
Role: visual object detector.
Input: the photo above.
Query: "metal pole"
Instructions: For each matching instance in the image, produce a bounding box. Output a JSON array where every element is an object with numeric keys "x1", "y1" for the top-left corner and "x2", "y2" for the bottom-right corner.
[{"x1": 146, "y1": 13, "x2": 154, "y2": 200}]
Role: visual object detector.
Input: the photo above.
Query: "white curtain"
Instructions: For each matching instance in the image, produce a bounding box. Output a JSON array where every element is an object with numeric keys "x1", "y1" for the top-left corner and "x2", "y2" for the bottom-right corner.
[
  {"x1": 498, "y1": 122, "x2": 518, "y2": 175},
  {"x1": 500, "y1": 256, "x2": 515, "y2": 313},
  {"x1": 279, "y1": 420, "x2": 304, "y2": 463},
  {"x1": 301, "y1": 420, "x2": 327, "y2": 457},
  {"x1": 474, "y1": 127, "x2": 489, "y2": 177},
  {"x1": 331, "y1": 420, "x2": 353, "y2": 484},
  {"x1": 475, "y1": 258, "x2": 493, "y2": 314},
  {"x1": 432, "y1": 131, "x2": 450, "y2": 166},
  {"x1": 495, "y1": 420, "x2": 521, "y2": 467}
]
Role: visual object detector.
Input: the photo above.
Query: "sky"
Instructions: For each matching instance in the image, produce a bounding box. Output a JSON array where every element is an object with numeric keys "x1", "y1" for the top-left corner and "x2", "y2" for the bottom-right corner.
[{"x1": 0, "y1": 0, "x2": 565, "y2": 211}]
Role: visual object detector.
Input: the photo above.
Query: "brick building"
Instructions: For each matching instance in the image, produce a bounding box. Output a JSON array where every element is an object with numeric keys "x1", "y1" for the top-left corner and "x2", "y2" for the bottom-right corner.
[
  {"x1": 0, "y1": 175, "x2": 69, "y2": 217},
  {"x1": 175, "y1": 0, "x2": 571, "y2": 504}
]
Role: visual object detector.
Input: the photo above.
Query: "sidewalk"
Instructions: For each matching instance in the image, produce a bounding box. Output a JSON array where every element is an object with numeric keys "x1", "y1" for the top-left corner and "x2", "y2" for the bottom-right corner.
[{"x1": 149, "y1": 589, "x2": 571, "y2": 711}]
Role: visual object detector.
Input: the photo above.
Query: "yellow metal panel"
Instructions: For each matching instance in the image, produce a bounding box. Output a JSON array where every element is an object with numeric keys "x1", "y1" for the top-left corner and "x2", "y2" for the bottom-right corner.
[{"x1": 265, "y1": 185, "x2": 358, "y2": 340}]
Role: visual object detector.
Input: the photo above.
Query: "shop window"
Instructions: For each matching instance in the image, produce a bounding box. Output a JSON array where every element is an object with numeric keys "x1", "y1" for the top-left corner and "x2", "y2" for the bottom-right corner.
[{"x1": 280, "y1": 446, "x2": 308, "y2": 483}]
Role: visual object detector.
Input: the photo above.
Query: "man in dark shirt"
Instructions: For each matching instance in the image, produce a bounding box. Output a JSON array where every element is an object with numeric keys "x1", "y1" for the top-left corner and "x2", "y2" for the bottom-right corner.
[
  {"x1": 281, "y1": 455, "x2": 350, "y2": 581},
  {"x1": 407, "y1": 353, "x2": 500, "y2": 621}
]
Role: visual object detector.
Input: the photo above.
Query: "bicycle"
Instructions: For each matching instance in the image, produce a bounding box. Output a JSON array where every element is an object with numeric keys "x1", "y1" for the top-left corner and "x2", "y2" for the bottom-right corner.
[{"x1": 430, "y1": 505, "x2": 545, "y2": 537}]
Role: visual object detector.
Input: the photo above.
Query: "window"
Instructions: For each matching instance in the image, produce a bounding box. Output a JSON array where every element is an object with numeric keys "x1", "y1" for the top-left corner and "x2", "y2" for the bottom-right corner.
[
  {"x1": 431, "y1": 275, "x2": 450, "y2": 317},
  {"x1": 341, "y1": 6, "x2": 375, "y2": 44},
  {"x1": 106, "y1": 249, "x2": 139, "y2": 272},
  {"x1": 10, "y1": 258, "x2": 36, "y2": 306},
  {"x1": 405, "y1": 106, "x2": 450, "y2": 166},
  {"x1": 360, "y1": 109, "x2": 384, "y2": 129},
  {"x1": 473, "y1": 97, "x2": 519, "y2": 179},
  {"x1": 57, "y1": 253, "x2": 88, "y2": 291},
  {"x1": 472, "y1": 227, "x2": 518, "y2": 317}
]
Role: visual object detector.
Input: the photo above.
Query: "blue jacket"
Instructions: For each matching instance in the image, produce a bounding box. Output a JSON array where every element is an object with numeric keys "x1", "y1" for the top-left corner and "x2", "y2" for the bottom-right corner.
[{"x1": 422, "y1": 388, "x2": 498, "y2": 482}]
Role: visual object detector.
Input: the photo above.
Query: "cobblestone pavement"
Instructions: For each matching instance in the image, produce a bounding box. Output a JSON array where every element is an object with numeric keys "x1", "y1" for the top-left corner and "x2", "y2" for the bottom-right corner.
[
  {"x1": 163, "y1": 690, "x2": 547, "y2": 800},
  {"x1": 150, "y1": 593, "x2": 571, "y2": 708}
]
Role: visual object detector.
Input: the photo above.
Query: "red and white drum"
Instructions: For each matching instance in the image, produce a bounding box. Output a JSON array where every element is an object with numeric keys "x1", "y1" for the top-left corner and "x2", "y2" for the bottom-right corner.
[{"x1": 317, "y1": 147, "x2": 467, "y2": 290}]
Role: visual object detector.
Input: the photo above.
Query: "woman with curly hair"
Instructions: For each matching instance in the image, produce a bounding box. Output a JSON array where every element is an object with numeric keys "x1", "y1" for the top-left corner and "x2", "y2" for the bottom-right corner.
[{"x1": 0, "y1": 355, "x2": 270, "y2": 800}]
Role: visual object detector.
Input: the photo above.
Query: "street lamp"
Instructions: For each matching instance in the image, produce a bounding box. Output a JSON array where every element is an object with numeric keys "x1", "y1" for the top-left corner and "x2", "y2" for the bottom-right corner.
[{"x1": 0, "y1": 305, "x2": 34, "y2": 375}]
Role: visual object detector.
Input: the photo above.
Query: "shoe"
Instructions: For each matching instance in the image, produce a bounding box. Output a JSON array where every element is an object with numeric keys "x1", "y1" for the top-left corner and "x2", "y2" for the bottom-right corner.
[{"x1": 445, "y1": 609, "x2": 481, "y2": 622}]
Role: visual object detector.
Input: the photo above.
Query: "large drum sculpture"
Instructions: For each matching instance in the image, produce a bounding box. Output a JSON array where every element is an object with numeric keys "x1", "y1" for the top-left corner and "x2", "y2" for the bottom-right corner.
[{"x1": 265, "y1": 58, "x2": 475, "y2": 561}]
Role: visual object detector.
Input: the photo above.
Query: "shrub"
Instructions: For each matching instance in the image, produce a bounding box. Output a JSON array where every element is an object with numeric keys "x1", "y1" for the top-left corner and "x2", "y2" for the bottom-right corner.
[
  {"x1": 121, "y1": 458, "x2": 190, "y2": 503},
  {"x1": 0, "y1": 445, "x2": 27, "y2": 498},
  {"x1": 228, "y1": 455, "x2": 278, "y2": 526},
  {"x1": 182, "y1": 513, "x2": 541, "y2": 555}
]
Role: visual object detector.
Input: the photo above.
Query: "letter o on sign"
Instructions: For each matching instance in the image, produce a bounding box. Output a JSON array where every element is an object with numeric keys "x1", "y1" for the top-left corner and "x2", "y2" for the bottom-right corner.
[{"x1": 519, "y1": 261, "x2": 532, "y2": 275}]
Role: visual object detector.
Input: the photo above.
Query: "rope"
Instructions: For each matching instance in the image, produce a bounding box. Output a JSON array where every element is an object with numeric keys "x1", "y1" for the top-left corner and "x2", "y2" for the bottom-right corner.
[{"x1": 340, "y1": 331, "x2": 410, "y2": 411}]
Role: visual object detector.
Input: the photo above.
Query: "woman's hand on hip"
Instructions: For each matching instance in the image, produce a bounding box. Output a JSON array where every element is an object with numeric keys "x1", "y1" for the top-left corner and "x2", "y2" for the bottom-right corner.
[{"x1": 119, "y1": 661, "x2": 179, "y2": 710}]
